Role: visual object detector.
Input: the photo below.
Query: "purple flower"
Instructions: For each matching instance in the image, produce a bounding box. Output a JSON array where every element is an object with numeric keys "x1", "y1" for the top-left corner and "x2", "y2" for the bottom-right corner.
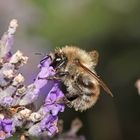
[
  {"x1": 40, "y1": 114, "x2": 58, "y2": 136},
  {"x1": 36, "y1": 82, "x2": 65, "y2": 136},
  {"x1": 44, "y1": 82, "x2": 65, "y2": 116},
  {"x1": 27, "y1": 58, "x2": 65, "y2": 137},
  {"x1": 0, "y1": 119, "x2": 12, "y2": 139},
  {"x1": 34, "y1": 57, "x2": 55, "y2": 90},
  {"x1": 19, "y1": 57, "x2": 55, "y2": 106}
]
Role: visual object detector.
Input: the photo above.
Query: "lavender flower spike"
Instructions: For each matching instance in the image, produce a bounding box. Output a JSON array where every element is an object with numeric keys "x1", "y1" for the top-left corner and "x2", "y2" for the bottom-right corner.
[
  {"x1": 19, "y1": 57, "x2": 54, "y2": 106},
  {"x1": 39, "y1": 82, "x2": 65, "y2": 136},
  {"x1": 28, "y1": 59, "x2": 65, "y2": 137},
  {"x1": 0, "y1": 20, "x2": 66, "y2": 139},
  {"x1": 44, "y1": 82, "x2": 65, "y2": 116},
  {"x1": 40, "y1": 114, "x2": 58, "y2": 136},
  {"x1": 0, "y1": 19, "x2": 18, "y2": 60}
]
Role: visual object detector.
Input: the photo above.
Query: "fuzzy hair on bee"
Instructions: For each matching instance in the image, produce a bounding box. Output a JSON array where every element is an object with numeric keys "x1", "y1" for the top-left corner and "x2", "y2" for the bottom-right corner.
[{"x1": 46, "y1": 46, "x2": 113, "y2": 112}]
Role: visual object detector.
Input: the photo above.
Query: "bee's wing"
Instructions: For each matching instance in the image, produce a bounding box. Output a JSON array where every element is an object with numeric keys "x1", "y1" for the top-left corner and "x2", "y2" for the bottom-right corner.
[{"x1": 77, "y1": 60, "x2": 113, "y2": 97}]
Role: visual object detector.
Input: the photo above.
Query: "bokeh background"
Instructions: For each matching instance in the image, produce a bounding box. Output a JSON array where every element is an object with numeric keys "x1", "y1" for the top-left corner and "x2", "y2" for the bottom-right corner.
[{"x1": 0, "y1": 0, "x2": 140, "y2": 140}]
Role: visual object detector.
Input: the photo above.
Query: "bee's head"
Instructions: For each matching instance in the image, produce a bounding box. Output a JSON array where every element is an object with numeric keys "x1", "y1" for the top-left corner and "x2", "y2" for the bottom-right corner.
[{"x1": 49, "y1": 49, "x2": 67, "y2": 70}]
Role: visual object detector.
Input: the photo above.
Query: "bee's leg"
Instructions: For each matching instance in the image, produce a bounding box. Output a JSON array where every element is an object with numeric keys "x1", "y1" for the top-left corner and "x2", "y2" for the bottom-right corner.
[
  {"x1": 64, "y1": 97, "x2": 73, "y2": 108},
  {"x1": 43, "y1": 71, "x2": 69, "y2": 80},
  {"x1": 55, "y1": 71, "x2": 69, "y2": 77},
  {"x1": 65, "y1": 94, "x2": 79, "y2": 108},
  {"x1": 45, "y1": 75, "x2": 60, "y2": 80},
  {"x1": 66, "y1": 94, "x2": 79, "y2": 101},
  {"x1": 56, "y1": 96, "x2": 73, "y2": 108},
  {"x1": 38, "y1": 75, "x2": 60, "y2": 80},
  {"x1": 56, "y1": 92, "x2": 78, "y2": 108},
  {"x1": 39, "y1": 71, "x2": 69, "y2": 80}
]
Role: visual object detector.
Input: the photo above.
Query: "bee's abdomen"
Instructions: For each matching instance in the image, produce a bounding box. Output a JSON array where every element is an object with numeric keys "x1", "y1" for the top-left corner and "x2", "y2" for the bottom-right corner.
[
  {"x1": 70, "y1": 84, "x2": 100, "y2": 111},
  {"x1": 71, "y1": 92, "x2": 99, "y2": 111},
  {"x1": 64, "y1": 73, "x2": 100, "y2": 111}
]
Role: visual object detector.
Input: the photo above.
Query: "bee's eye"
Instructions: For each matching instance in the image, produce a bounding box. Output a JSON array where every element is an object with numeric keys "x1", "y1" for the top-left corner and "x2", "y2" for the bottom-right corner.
[
  {"x1": 56, "y1": 57, "x2": 61, "y2": 62},
  {"x1": 50, "y1": 53, "x2": 67, "y2": 69},
  {"x1": 50, "y1": 55, "x2": 62, "y2": 68}
]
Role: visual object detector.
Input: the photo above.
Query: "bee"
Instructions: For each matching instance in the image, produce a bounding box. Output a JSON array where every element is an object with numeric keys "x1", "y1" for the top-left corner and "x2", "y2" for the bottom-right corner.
[{"x1": 41, "y1": 46, "x2": 113, "y2": 111}]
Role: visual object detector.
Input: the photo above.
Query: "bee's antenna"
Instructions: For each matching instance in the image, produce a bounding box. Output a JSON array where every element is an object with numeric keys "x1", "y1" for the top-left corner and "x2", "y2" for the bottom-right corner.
[
  {"x1": 34, "y1": 52, "x2": 43, "y2": 55},
  {"x1": 34, "y1": 52, "x2": 46, "y2": 56}
]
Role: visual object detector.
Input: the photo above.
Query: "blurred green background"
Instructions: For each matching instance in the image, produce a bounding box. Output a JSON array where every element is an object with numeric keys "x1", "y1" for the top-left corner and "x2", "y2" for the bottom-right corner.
[{"x1": 1, "y1": 0, "x2": 140, "y2": 140}]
